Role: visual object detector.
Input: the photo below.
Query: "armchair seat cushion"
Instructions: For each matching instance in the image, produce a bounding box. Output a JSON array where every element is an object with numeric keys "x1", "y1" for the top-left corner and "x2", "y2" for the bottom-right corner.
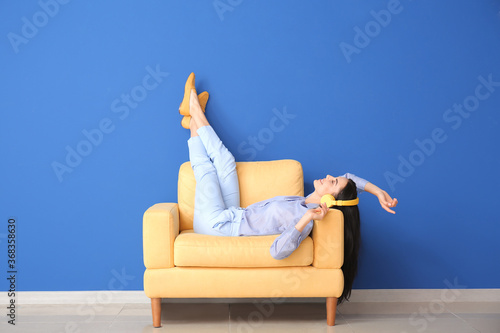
[{"x1": 174, "y1": 230, "x2": 313, "y2": 267}]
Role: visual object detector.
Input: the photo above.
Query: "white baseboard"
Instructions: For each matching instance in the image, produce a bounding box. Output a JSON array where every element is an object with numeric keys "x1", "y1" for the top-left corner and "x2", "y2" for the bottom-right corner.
[
  {"x1": 1, "y1": 289, "x2": 499, "y2": 305},
  {"x1": 1, "y1": 291, "x2": 150, "y2": 305},
  {"x1": 348, "y1": 289, "x2": 500, "y2": 302}
]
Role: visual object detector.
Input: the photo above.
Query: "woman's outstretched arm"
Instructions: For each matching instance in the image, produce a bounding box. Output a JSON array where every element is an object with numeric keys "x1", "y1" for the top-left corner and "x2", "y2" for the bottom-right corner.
[{"x1": 341, "y1": 173, "x2": 398, "y2": 214}]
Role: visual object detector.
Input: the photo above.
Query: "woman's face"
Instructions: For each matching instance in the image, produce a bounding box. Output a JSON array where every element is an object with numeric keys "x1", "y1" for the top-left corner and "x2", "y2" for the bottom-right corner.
[{"x1": 313, "y1": 175, "x2": 348, "y2": 197}]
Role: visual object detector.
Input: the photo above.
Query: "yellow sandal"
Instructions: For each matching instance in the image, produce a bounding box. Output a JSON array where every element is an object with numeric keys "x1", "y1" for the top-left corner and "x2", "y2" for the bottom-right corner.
[
  {"x1": 181, "y1": 91, "x2": 209, "y2": 129},
  {"x1": 179, "y1": 72, "x2": 196, "y2": 116}
]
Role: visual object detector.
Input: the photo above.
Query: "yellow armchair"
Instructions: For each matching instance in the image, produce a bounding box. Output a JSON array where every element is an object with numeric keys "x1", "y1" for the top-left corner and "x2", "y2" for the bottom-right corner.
[{"x1": 143, "y1": 160, "x2": 344, "y2": 327}]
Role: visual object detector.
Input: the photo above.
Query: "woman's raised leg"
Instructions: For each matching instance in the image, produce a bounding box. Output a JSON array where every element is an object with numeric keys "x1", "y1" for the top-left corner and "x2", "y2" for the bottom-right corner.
[
  {"x1": 189, "y1": 90, "x2": 240, "y2": 209},
  {"x1": 188, "y1": 133, "x2": 229, "y2": 236}
]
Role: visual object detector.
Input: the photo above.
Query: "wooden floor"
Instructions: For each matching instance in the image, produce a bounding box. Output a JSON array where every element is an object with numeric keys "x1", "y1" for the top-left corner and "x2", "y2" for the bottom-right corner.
[{"x1": 2, "y1": 300, "x2": 499, "y2": 332}]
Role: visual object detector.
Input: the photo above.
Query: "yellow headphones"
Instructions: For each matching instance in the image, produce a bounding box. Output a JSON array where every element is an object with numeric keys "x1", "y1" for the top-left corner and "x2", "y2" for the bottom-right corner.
[{"x1": 321, "y1": 194, "x2": 359, "y2": 207}]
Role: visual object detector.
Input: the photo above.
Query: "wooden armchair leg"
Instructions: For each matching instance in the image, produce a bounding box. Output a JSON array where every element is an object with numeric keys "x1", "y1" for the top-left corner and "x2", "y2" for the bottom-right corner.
[
  {"x1": 326, "y1": 297, "x2": 337, "y2": 326},
  {"x1": 151, "y1": 298, "x2": 162, "y2": 328}
]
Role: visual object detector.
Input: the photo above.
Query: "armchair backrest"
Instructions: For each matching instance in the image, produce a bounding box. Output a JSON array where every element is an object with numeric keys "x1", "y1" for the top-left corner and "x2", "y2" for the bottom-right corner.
[{"x1": 178, "y1": 159, "x2": 304, "y2": 231}]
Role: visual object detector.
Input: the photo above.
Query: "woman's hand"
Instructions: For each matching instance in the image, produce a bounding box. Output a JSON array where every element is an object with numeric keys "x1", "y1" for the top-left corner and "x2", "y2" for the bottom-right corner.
[
  {"x1": 376, "y1": 189, "x2": 398, "y2": 214},
  {"x1": 308, "y1": 203, "x2": 329, "y2": 221},
  {"x1": 364, "y1": 182, "x2": 398, "y2": 214},
  {"x1": 295, "y1": 203, "x2": 329, "y2": 233}
]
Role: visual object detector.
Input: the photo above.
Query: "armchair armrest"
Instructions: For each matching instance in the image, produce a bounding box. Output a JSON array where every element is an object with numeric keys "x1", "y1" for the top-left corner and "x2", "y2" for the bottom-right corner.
[
  {"x1": 143, "y1": 203, "x2": 180, "y2": 269},
  {"x1": 312, "y1": 209, "x2": 344, "y2": 269}
]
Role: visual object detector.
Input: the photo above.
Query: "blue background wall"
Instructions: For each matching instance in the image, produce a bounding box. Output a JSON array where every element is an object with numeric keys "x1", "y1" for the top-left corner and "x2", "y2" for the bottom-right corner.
[{"x1": 1, "y1": 0, "x2": 499, "y2": 292}]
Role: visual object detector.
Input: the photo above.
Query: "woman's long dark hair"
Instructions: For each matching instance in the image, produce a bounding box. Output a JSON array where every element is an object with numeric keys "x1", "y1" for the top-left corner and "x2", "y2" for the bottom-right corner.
[{"x1": 333, "y1": 179, "x2": 361, "y2": 304}]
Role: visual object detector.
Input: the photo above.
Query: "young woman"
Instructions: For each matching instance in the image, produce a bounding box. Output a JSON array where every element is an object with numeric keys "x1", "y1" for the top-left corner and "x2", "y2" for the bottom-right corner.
[{"x1": 179, "y1": 74, "x2": 398, "y2": 303}]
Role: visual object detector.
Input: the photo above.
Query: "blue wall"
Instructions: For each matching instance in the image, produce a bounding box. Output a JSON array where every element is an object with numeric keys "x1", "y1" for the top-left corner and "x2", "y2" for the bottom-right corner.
[{"x1": 1, "y1": 0, "x2": 499, "y2": 292}]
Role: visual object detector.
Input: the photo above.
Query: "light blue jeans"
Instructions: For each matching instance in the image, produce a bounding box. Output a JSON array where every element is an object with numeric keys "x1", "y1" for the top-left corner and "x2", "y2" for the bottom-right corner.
[{"x1": 188, "y1": 126, "x2": 243, "y2": 236}]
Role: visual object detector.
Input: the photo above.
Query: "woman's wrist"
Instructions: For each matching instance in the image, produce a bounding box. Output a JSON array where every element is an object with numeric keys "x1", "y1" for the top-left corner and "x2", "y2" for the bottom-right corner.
[{"x1": 295, "y1": 212, "x2": 312, "y2": 232}]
